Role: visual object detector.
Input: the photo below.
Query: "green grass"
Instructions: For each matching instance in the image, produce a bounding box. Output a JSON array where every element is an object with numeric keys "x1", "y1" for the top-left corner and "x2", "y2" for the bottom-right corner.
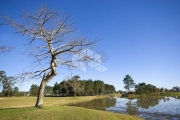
[
  {"x1": 0, "y1": 96, "x2": 143, "y2": 120},
  {"x1": 160, "y1": 92, "x2": 180, "y2": 97},
  {"x1": 0, "y1": 106, "x2": 142, "y2": 120},
  {"x1": 0, "y1": 96, "x2": 108, "y2": 108},
  {"x1": 109, "y1": 94, "x2": 122, "y2": 97}
]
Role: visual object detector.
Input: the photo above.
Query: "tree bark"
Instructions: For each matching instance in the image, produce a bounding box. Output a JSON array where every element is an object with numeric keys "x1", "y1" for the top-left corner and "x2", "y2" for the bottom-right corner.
[
  {"x1": 66, "y1": 90, "x2": 68, "y2": 97},
  {"x1": 74, "y1": 90, "x2": 76, "y2": 98},
  {"x1": 35, "y1": 74, "x2": 47, "y2": 107},
  {"x1": 8, "y1": 87, "x2": 10, "y2": 97}
]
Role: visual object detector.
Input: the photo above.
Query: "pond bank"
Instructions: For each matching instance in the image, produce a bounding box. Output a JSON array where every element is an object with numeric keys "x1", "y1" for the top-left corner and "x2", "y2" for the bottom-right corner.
[
  {"x1": 0, "y1": 106, "x2": 143, "y2": 120},
  {"x1": 0, "y1": 95, "x2": 143, "y2": 120},
  {"x1": 69, "y1": 97, "x2": 180, "y2": 120},
  {"x1": 122, "y1": 92, "x2": 180, "y2": 99}
]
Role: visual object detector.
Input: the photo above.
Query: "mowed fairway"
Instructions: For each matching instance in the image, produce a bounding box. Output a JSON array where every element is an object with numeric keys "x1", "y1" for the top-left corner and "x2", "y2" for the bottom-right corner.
[
  {"x1": 0, "y1": 96, "x2": 143, "y2": 120},
  {"x1": 160, "y1": 92, "x2": 180, "y2": 97},
  {"x1": 0, "y1": 106, "x2": 143, "y2": 120},
  {"x1": 0, "y1": 96, "x2": 107, "y2": 108}
]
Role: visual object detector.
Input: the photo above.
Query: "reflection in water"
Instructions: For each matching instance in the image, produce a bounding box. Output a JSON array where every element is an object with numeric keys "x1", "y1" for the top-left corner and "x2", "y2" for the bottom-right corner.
[
  {"x1": 136, "y1": 98, "x2": 160, "y2": 109},
  {"x1": 126, "y1": 100, "x2": 138, "y2": 115},
  {"x1": 68, "y1": 97, "x2": 116, "y2": 111},
  {"x1": 113, "y1": 97, "x2": 180, "y2": 120},
  {"x1": 69, "y1": 97, "x2": 180, "y2": 120},
  {"x1": 163, "y1": 97, "x2": 170, "y2": 102}
]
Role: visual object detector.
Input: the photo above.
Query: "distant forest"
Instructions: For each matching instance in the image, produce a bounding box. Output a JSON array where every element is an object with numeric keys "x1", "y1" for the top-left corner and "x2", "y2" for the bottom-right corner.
[{"x1": 0, "y1": 74, "x2": 116, "y2": 97}]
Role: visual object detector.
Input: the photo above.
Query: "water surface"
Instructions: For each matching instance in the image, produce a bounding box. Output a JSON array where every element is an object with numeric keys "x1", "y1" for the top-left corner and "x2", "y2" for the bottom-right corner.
[{"x1": 69, "y1": 97, "x2": 180, "y2": 120}]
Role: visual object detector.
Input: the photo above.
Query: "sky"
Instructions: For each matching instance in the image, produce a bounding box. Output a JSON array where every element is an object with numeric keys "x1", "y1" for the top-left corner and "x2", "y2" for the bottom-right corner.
[{"x1": 0, "y1": 0, "x2": 180, "y2": 91}]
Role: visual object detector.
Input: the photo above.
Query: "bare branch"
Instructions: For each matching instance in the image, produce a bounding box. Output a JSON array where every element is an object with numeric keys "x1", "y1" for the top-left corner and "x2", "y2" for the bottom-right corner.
[
  {"x1": 1, "y1": 5, "x2": 105, "y2": 106},
  {"x1": 0, "y1": 46, "x2": 15, "y2": 53}
]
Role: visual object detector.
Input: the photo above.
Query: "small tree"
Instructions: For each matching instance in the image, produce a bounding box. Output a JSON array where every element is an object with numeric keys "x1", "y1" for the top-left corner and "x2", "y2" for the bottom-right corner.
[
  {"x1": 164, "y1": 88, "x2": 168, "y2": 92},
  {"x1": 0, "y1": 71, "x2": 6, "y2": 88},
  {"x1": 85, "y1": 79, "x2": 94, "y2": 96},
  {"x1": 44, "y1": 85, "x2": 53, "y2": 95},
  {"x1": 13, "y1": 87, "x2": 19, "y2": 96},
  {"x1": 60, "y1": 80, "x2": 71, "y2": 97},
  {"x1": 105, "y1": 84, "x2": 116, "y2": 94},
  {"x1": 93, "y1": 80, "x2": 105, "y2": 96},
  {"x1": 30, "y1": 84, "x2": 39, "y2": 96},
  {"x1": 67, "y1": 75, "x2": 81, "y2": 98},
  {"x1": 79, "y1": 80, "x2": 86, "y2": 96},
  {"x1": 135, "y1": 82, "x2": 158, "y2": 94},
  {"x1": 0, "y1": 71, "x2": 15, "y2": 97},
  {"x1": 53, "y1": 82, "x2": 60, "y2": 95},
  {"x1": 123, "y1": 75, "x2": 135, "y2": 91}
]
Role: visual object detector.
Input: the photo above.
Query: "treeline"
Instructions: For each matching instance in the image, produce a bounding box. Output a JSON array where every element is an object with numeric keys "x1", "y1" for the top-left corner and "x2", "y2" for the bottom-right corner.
[
  {"x1": 122, "y1": 75, "x2": 180, "y2": 95},
  {"x1": 30, "y1": 76, "x2": 116, "y2": 97},
  {"x1": 135, "y1": 82, "x2": 158, "y2": 94},
  {"x1": 0, "y1": 86, "x2": 20, "y2": 97},
  {"x1": 0, "y1": 71, "x2": 19, "y2": 97},
  {"x1": 123, "y1": 75, "x2": 159, "y2": 95},
  {"x1": 0, "y1": 72, "x2": 116, "y2": 97}
]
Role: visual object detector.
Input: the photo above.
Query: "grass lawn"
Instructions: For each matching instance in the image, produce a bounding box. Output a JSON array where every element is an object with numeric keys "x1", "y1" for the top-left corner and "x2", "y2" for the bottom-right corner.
[
  {"x1": 0, "y1": 95, "x2": 143, "y2": 120},
  {"x1": 0, "y1": 106, "x2": 142, "y2": 120},
  {"x1": 160, "y1": 92, "x2": 180, "y2": 97},
  {"x1": 0, "y1": 96, "x2": 109, "y2": 108}
]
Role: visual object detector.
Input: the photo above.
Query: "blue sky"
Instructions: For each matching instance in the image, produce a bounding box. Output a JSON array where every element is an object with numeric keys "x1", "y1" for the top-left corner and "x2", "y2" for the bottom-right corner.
[{"x1": 0, "y1": 0, "x2": 180, "y2": 91}]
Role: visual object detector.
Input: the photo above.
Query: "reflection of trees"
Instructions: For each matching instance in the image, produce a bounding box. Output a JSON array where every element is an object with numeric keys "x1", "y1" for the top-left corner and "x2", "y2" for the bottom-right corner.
[
  {"x1": 163, "y1": 97, "x2": 170, "y2": 102},
  {"x1": 172, "y1": 96, "x2": 180, "y2": 100},
  {"x1": 126, "y1": 97, "x2": 172, "y2": 113},
  {"x1": 136, "y1": 98, "x2": 160, "y2": 109},
  {"x1": 126, "y1": 100, "x2": 138, "y2": 115},
  {"x1": 70, "y1": 98, "x2": 116, "y2": 111}
]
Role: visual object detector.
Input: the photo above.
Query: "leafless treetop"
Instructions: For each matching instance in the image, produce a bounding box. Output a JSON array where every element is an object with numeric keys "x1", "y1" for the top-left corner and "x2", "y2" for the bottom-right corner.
[{"x1": 1, "y1": 5, "x2": 104, "y2": 81}]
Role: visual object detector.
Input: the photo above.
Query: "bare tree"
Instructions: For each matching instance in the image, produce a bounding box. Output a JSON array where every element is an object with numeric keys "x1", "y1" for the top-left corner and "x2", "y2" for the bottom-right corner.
[
  {"x1": 66, "y1": 75, "x2": 81, "y2": 98},
  {"x1": 1, "y1": 5, "x2": 103, "y2": 107}
]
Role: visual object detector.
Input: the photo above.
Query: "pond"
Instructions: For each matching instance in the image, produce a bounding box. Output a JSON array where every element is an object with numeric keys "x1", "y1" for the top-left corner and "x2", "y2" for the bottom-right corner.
[{"x1": 68, "y1": 97, "x2": 180, "y2": 120}]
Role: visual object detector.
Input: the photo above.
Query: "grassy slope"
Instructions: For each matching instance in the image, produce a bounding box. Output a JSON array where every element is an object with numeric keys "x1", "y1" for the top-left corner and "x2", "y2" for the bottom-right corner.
[
  {"x1": 0, "y1": 96, "x2": 143, "y2": 120},
  {"x1": 0, "y1": 106, "x2": 142, "y2": 120}
]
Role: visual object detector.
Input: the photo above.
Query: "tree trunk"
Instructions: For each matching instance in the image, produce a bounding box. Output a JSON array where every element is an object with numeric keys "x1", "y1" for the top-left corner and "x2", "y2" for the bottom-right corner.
[
  {"x1": 35, "y1": 75, "x2": 47, "y2": 107},
  {"x1": 35, "y1": 58, "x2": 57, "y2": 107},
  {"x1": 97, "y1": 92, "x2": 99, "y2": 97},
  {"x1": 74, "y1": 90, "x2": 76, "y2": 98},
  {"x1": 8, "y1": 88, "x2": 10, "y2": 97},
  {"x1": 66, "y1": 90, "x2": 68, "y2": 97}
]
